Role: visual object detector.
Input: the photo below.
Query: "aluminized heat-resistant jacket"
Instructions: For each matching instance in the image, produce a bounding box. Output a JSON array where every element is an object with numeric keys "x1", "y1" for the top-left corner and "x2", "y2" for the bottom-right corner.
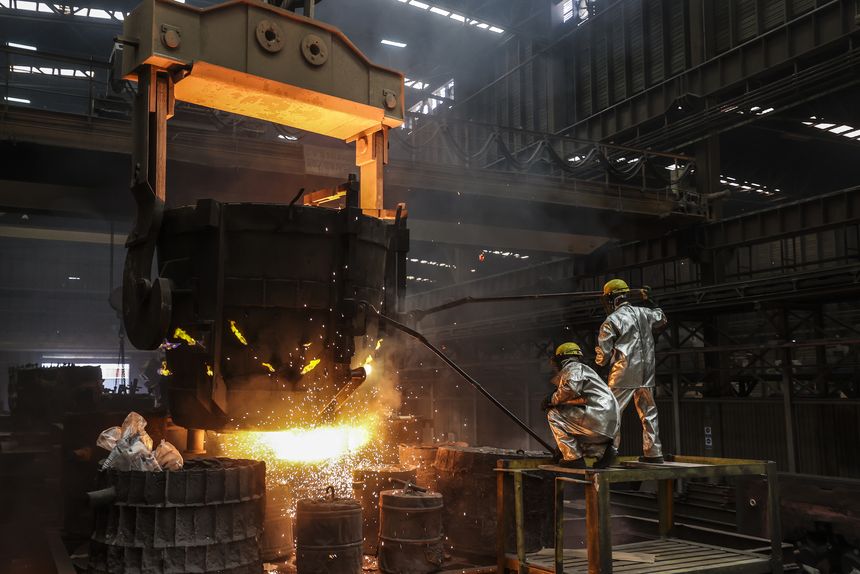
[
  {"x1": 595, "y1": 303, "x2": 667, "y2": 389},
  {"x1": 550, "y1": 359, "x2": 620, "y2": 439}
]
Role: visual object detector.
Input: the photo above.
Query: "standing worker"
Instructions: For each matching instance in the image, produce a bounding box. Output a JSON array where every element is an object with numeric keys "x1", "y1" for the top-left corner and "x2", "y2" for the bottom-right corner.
[
  {"x1": 542, "y1": 342, "x2": 620, "y2": 469},
  {"x1": 595, "y1": 279, "x2": 668, "y2": 463}
]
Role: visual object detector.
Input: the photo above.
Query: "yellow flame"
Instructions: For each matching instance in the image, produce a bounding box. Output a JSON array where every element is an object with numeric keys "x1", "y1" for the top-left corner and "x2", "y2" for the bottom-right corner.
[
  {"x1": 158, "y1": 360, "x2": 172, "y2": 376},
  {"x1": 262, "y1": 362, "x2": 275, "y2": 373},
  {"x1": 223, "y1": 424, "x2": 373, "y2": 464},
  {"x1": 375, "y1": 339, "x2": 383, "y2": 351},
  {"x1": 173, "y1": 327, "x2": 197, "y2": 346},
  {"x1": 206, "y1": 364, "x2": 214, "y2": 377},
  {"x1": 229, "y1": 320, "x2": 248, "y2": 346},
  {"x1": 360, "y1": 352, "x2": 377, "y2": 376},
  {"x1": 301, "y1": 358, "x2": 321, "y2": 375}
]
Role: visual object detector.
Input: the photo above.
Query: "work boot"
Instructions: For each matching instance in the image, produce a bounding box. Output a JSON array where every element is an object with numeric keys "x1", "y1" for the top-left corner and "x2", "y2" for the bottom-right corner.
[
  {"x1": 558, "y1": 457, "x2": 586, "y2": 469},
  {"x1": 593, "y1": 445, "x2": 618, "y2": 469},
  {"x1": 638, "y1": 455, "x2": 665, "y2": 464}
]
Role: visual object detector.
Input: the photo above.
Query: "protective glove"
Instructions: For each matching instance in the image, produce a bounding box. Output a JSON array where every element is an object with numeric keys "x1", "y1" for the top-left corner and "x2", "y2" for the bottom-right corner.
[{"x1": 540, "y1": 392, "x2": 556, "y2": 411}]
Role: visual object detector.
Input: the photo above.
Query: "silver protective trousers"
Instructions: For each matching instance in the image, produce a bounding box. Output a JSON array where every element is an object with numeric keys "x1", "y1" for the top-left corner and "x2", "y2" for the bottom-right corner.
[
  {"x1": 612, "y1": 387, "x2": 663, "y2": 458},
  {"x1": 547, "y1": 406, "x2": 613, "y2": 461}
]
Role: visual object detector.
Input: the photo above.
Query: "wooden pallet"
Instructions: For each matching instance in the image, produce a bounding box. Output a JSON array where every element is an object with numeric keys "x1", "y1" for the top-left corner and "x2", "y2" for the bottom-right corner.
[{"x1": 516, "y1": 538, "x2": 772, "y2": 574}]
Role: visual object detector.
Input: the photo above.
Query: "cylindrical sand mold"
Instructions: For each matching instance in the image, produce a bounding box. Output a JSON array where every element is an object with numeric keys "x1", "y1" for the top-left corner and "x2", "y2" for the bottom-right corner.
[
  {"x1": 295, "y1": 497, "x2": 362, "y2": 574},
  {"x1": 378, "y1": 489, "x2": 443, "y2": 574},
  {"x1": 87, "y1": 458, "x2": 265, "y2": 574},
  {"x1": 434, "y1": 446, "x2": 552, "y2": 558},
  {"x1": 260, "y1": 484, "x2": 293, "y2": 562},
  {"x1": 398, "y1": 445, "x2": 439, "y2": 491},
  {"x1": 352, "y1": 465, "x2": 417, "y2": 554}
]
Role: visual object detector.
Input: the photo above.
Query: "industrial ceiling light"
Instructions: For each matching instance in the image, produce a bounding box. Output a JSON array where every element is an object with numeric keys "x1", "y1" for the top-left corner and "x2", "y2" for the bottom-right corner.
[
  {"x1": 11, "y1": 65, "x2": 94, "y2": 78},
  {"x1": 4, "y1": 96, "x2": 30, "y2": 104},
  {"x1": 405, "y1": 78, "x2": 429, "y2": 90},
  {"x1": 395, "y1": 0, "x2": 504, "y2": 34},
  {"x1": 719, "y1": 174, "x2": 776, "y2": 196},
  {"x1": 804, "y1": 118, "x2": 860, "y2": 140},
  {"x1": 2, "y1": 2, "x2": 126, "y2": 21},
  {"x1": 409, "y1": 257, "x2": 456, "y2": 269},
  {"x1": 6, "y1": 41, "x2": 37, "y2": 51},
  {"x1": 381, "y1": 39, "x2": 408, "y2": 48}
]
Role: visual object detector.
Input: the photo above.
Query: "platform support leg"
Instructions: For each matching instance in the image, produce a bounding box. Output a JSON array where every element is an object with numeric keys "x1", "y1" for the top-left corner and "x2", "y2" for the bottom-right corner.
[
  {"x1": 514, "y1": 471, "x2": 527, "y2": 573},
  {"x1": 555, "y1": 477, "x2": 565, "y2": 574},
  {"x1": 766, "y1": 461, "x2": 783, "y2": 572},
  {"x1": 658, "y1": 478, "x2": 674, "y2": 537},
  {"x1": 586, "y1": 474, "x2": 612, "y2": 574},
  {"x1": 497, "y1": 470, "x2": 507, "y2": 573}
]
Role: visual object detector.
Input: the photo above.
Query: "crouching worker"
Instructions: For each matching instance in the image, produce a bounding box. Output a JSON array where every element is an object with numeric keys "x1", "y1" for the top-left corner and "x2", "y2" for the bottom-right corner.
[{"x1": 542, "y1": 342, "x2": 620, "y2": 469}]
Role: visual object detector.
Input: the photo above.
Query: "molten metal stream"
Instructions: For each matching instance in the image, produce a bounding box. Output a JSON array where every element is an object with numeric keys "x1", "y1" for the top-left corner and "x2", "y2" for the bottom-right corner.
[{"x1": 232, "y1": 425, "x2": 372, "y2": 463}]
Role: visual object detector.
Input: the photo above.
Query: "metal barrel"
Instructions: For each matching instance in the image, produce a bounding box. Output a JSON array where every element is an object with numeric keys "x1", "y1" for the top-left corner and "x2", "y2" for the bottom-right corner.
[
  {"x1": 398, "y1": 445, "x2": 439, "y2": 491},
  {"x1": 434, "y1": 445, "x2": 552, "y2": 559},
  {"x1": 295, "y1": 497, "x2": 362, "y2": 574},
  {"x1": 260, "y1": 484, "x2": 294, "y2": 562},
  {"x1": 87, "y1": 457, "x2": 265, "y2": 574},
  {"x1": 378, "y1": 489, "x2": 444, "y2": 574},
  {"x1": 352, "y1": 465, "x2": 418, "y2": 554}
]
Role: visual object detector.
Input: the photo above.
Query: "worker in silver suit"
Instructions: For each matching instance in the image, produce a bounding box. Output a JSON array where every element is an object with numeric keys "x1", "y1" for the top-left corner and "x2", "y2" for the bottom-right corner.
[
  {"x1": 595, "y1": 279, "x2": 668, "y2": 463},
  {"x1": 542, "y1": 342, "x2": 619, "y2": 469}
]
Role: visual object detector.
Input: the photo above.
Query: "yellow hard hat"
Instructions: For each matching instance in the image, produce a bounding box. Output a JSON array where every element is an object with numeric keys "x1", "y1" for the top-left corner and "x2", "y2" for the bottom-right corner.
[
  {"x1": 554, "y1": 342, "x2": 583, "y2": 358},
  {"x1": 603, "y1": 278, "x2": 630, "y2": 296}
]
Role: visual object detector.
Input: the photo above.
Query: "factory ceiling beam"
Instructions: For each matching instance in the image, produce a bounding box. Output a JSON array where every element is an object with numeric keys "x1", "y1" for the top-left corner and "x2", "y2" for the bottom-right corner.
[
  {"x1": 386, "y1": 160, "x2": 681, "y2": 217},
  {"x1": 0, "y1": 9, "x2": 123, "y2": 29},
  {"x1": 0, "y1": 218, "x2": 609, "y2": 257},
  {"x1": 0, "y1": 180, "x2": 129, "y2": 218},
  {"x1": 0, "y1": 224, "x2": 117, "y2": 245},
  {"x1": 408, "y1": 220, "x2": 609, "y2": 254},
  {"x1": 408, "y1": 184, "x2": 860, "y2": 310},
  {"x1": 0, "y1": 107, "x2": 688, "y2": 218}
]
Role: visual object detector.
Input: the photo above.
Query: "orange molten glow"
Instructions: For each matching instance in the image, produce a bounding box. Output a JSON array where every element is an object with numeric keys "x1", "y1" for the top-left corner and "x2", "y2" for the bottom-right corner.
[
  {"x1": 215, "y1": 416, "x2": 384, "y2": 515},
  {"x1": 226, "y1": 424, "x2": 373, "y2": 464},
  {"x1": 211, "y1": 336, "x2": 394, "y2": 515}
]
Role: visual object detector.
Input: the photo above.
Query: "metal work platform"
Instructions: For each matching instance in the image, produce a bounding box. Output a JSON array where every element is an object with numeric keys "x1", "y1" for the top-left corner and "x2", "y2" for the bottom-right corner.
[
  {"x1": 496, "y1": 456, "x2": 782, "y2": 574},
  {"x1": 516, "y1": 539, "x2": 772, "y2": 574}
]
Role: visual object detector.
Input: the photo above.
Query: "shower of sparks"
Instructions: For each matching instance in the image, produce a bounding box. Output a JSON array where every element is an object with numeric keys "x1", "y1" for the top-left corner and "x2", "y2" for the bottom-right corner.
[
  {"x1": 206, "y1": 364, "x2": 214, "y2": 377},
  {"x1": 158, "y1": 360, "x2": 171, "y2": 376},
  {"x1": 229, "y1": 320, "x2": 248, "y2": 345},
  {"x1": 208, "y1": 332, "x2": 396, "y2": 517},
  {"x1": 213, "y1": 414, "x2": 385, "y2": 516}
]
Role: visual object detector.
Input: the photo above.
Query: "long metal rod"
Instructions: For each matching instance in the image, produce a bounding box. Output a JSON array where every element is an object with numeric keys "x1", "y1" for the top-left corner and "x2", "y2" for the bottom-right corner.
[
  {"x1": 411, "y1": 290, "x2": 604, "y2": 320},
  {"x1": 366, "y1": 304, "x2": 555, "y2": 452}
]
